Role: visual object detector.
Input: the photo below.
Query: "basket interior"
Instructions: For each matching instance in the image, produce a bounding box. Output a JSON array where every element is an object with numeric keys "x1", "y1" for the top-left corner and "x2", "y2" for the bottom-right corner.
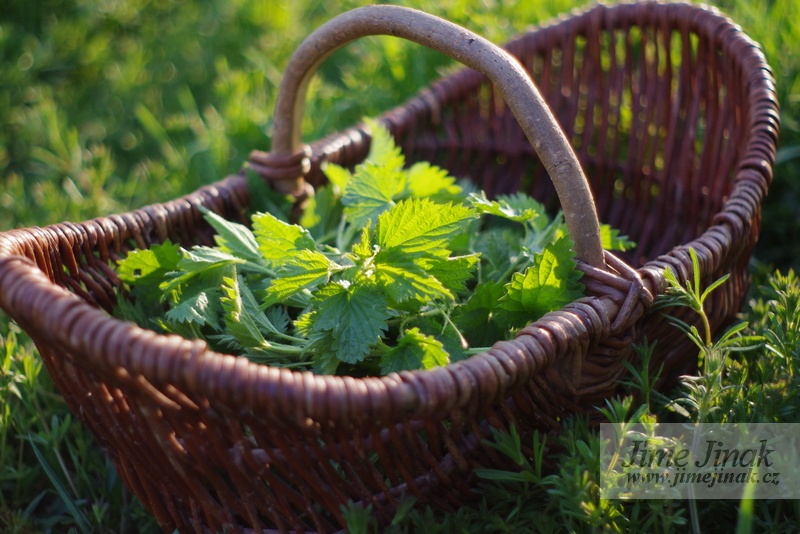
[{"x1": 299, "y1": 7, "x2": 759, "y2": 271}]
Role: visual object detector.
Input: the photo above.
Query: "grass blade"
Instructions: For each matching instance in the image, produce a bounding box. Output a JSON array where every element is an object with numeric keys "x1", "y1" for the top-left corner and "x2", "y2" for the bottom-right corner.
[{"x1": 28, "y1": 434, "x2": 92, "y2": 533}]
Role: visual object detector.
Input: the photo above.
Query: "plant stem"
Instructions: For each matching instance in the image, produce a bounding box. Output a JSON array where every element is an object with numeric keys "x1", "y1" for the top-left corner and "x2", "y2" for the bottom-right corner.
[
  {"x1": 261, "y1": 341, "x2": 307, "y2": 356},
  {"x1": 701, "y1": 310, "x2": 713, "y2": 347},
  {"x1": 463, "y1": 346, "x2": 493, "y2": 356}
]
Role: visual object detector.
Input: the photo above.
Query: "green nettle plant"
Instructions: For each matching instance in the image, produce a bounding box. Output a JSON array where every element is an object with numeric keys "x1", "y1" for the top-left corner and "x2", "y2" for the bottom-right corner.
[{"x1": 115, "y1": 120, "x2": 633, "y2": 375}]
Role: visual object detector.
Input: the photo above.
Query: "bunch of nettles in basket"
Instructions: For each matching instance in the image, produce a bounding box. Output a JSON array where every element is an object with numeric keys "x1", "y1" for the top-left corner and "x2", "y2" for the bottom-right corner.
[{"x1": 115, "y1": 120, "x2": 633, "y2": 376}]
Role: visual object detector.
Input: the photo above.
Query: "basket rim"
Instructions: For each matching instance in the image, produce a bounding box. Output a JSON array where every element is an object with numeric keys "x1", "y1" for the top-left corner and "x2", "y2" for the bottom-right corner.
[{"x1": 0, "y1": 1, "x2": 779, "y2": 423}]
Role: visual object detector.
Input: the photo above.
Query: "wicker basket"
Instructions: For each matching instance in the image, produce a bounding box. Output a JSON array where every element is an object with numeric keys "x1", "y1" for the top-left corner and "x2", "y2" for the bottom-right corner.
[{"x1": 0, "y1": 3, "x2": 778, "y2": 532}]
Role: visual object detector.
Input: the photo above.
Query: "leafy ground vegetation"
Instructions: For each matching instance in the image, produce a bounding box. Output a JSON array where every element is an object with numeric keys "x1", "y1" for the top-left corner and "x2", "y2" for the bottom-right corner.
[{"x1": 1, "y1": 0, "x2": 799, "y2": 532}]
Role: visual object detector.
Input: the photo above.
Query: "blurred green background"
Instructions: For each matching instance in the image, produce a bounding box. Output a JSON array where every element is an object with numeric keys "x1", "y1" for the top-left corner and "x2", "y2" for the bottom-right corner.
[{"x1": 1, "y1": 0, "x2": 799, "y2": 531}]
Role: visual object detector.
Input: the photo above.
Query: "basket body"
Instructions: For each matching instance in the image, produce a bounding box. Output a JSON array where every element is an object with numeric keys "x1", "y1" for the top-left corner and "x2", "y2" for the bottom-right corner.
[{"x1": 0, "y1": 3, "x2": 778, "y2": 532}]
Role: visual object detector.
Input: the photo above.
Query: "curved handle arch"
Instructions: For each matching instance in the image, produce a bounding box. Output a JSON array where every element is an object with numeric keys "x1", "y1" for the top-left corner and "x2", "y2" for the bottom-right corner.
[{"x1": 267, "y1": 5, "x2": 605, "y2": 268}]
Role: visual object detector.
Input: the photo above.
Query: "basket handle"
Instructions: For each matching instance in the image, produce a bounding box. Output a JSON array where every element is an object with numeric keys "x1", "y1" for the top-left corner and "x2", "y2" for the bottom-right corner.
[{"x1": 259, "y1": 5, "x2": 605, "y2": 269}]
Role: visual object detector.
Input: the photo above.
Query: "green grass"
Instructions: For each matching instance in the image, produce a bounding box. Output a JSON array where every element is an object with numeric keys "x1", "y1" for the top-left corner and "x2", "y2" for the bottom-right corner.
[{"x1": 1, "y1": 0, "x2": 799, "y2": 532}]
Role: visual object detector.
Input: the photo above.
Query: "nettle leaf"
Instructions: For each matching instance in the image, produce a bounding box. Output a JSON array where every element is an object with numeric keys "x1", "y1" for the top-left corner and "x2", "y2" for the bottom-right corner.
[
  {"x1": 498, "y1": 236, "x2": 584, "y2": 327},
  {"x1": 472, "y1": 227, "x2": 523, "y2": 282},
  {"x1": 178, "y1": 247, "x2": 245, "y2": 273},
  {"x1": 114, "y1": 295, "x2": 156, "y2": 329},
  {"x1": 293, "y1": 308, "x2": 314, "y2": 338},
  {"x1": 166, "y1": 287, "x2": 221, "y2": 327},
  {"x1": 200, "y1": 207, "x2": 262, "y2": 264},
  {"x1": 308, "y1": 284, "x2": 391, "y2": 364},
  {"x1": 452, "y1": 281, "x2": 509, "y2": 348},
  {"x1": 498, "y1": 193, "x2": 551, "y2": 231},
  {"x1": 156, "y1": 317, "x2": 202, "y2": 340},
  {"x1": 342, "y1": 162, "x2": 405, "y2": 228},
  {"x1": 322, "y1": 163, "x2": 353, "y2": 190},
  {"x1": 468, "y1": 191, "x2": 548, "y2": 229},
  {"x1": 299, "y1": 184, "x2": 343, "y2": 242},
  {"x1": 521, "y1": 215, "x2": 566, "y2": 259},
  {"x1": 312, "y1": 352, "x2": 342, "y2": 375},
  {"x1": 520, "y1": 220, "x2": 569, "y2": 268},
  {"x1": 263, "y1": 249, "x2": 338, "y2": 306},
  {"x1": 373, "y1": 258, "x2": 453, "y2": 305},
  {"x1": 455, "y1": 281, "x2": 505, "y2": 322},
  {"x1": 365, "y1": 117, "x2": 405, "y2": 171},
  {"x1": 449, "y1": 214, "x2": 483, "y2": 256},
  {"x1": 117, "y1": 241, "x2": 182, "y2": 285},
  {"x1": 239, "y1": 275, "x2": 284, "y2": 337},
  {"x1": 418, "y1": 254, "x2": 480, "y2": 295},
  {"x1": 405, "y1": 162, "x2": 462, "y2": 202},
  {"x1": 220, "y1": 273, "x2": 268, "y2": 348},
  {"x1": 380, "y1": 327, "x2": 450, "y2": 374},
  {"x1": 403, "y1": 314, "x2": 468, "y2": 362},
  {"x1": 252, "y1": 211, "x2": 317, "y2": 267},
  {"x1": 265, "y1": 306, "x2": 291, "y2": 336},
  {"x1": 161, "y1": 247, "x2": 245, "y2": 293},
  {"x1": 351, "y1": 226, "x2": 373, "y2": 260},
  {"x1": 376, "y1": 198, "x2": 478, "y2": 256},
  {"x1": 600, "y1": 224, "x2": 636, "y2": 251},
  {"x1": 162, "y1": 264, "x2": 228, "y2": 328}
]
